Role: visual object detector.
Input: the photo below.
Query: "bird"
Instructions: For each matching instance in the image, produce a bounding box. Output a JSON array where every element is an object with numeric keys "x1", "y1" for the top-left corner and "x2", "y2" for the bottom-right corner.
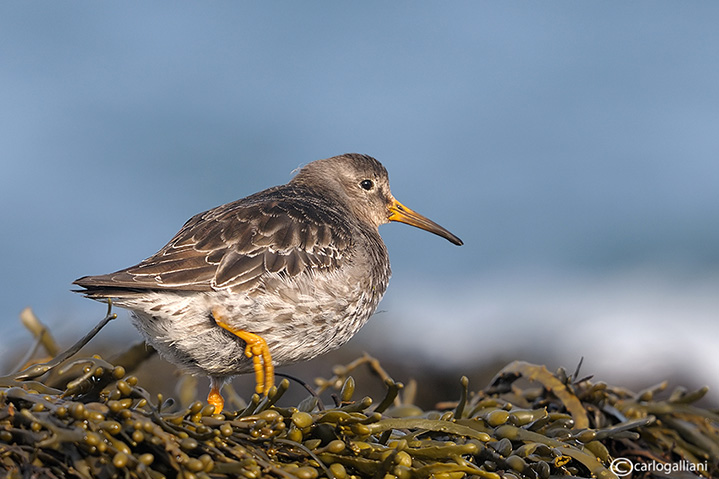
[{"x1": 74, "y1": 153, "x2": 462, "y2": 413}]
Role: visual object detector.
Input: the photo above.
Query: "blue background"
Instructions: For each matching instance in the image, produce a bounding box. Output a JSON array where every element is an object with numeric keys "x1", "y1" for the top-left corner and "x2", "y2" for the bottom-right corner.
[{"x1": 2, "y1": 3, "x2": 718, "y2": 396}]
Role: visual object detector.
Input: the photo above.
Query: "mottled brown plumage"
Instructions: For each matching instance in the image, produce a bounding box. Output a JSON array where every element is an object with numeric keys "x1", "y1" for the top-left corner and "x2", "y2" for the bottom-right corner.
[
  {"x1": 74, "y1": 153, "x2": 462, "y2": 412},
  {"x1": 78, "y1": 185, "x2": 352, "y2": 292}
]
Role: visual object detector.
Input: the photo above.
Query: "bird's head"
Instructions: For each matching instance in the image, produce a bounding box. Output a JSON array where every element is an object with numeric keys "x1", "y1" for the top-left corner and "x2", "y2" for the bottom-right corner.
[{"x1": 293, "y1": 153, "x2": 463, "y2": 246}]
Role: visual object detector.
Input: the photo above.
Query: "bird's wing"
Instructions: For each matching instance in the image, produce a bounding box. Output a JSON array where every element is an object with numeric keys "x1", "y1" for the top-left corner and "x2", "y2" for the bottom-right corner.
[{"x1": 74, "y1": 190, "x2": 353, "y2": 293}]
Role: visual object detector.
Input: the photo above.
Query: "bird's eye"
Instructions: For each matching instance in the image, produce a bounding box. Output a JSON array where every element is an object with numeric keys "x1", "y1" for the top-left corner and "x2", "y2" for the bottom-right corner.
[{"x1": 360, "y1": 179, "x2": 374, "y2": 190}]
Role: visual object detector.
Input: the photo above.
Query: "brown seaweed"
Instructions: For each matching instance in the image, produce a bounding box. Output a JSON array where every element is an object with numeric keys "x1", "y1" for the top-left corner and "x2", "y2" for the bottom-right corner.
[{"x1": 1, "y1": 307, "x2": 718, "y2": 479}]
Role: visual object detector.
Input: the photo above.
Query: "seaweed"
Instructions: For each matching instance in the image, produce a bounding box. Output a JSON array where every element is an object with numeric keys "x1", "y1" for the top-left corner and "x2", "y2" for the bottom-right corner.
[{"x1": 1, "y1": 307, "x2": 717, "y2": 479}]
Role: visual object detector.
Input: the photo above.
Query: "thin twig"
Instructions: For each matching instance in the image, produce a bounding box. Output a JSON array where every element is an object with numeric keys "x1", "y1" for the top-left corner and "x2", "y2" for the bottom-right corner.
[{"x1": 11, "y1": 300, "x2": 117, "y2": 381}]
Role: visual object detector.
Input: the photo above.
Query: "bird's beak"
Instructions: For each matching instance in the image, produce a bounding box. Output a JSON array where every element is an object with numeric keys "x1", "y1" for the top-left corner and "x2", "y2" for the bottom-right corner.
[{"x1": 388, "y1": 198, "x2": 463, "y2": 246}]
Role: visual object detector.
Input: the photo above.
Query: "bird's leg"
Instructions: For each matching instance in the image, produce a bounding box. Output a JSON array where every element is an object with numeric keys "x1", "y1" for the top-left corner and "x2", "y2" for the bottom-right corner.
[
  {"x1": 208, "y1": 377, "x2": 225, "y2": 414},
  {"x1": 211, "y1": 307, "x2": 274, "y2": 398}
]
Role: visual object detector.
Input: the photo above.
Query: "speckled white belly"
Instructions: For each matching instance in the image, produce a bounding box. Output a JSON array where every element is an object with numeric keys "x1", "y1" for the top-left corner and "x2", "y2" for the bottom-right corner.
[{"x1": 116, "y1": 267, "x2": 388, "y2": 380}]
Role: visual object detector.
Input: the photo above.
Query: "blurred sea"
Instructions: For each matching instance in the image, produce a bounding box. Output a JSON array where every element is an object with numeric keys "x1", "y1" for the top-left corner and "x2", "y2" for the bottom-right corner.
[{"x1": 2, "y1": 2, "x2": 718, "y2": 399}]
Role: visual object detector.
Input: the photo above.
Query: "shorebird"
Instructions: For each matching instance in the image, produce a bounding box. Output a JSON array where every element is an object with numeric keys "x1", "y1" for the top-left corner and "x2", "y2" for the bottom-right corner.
[{"x1": 74, "y1": 153, "x2": 462, "y2": 412}]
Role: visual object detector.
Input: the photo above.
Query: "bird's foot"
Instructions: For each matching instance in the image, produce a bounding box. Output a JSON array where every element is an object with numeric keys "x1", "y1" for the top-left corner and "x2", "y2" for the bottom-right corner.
[
  {"x1": 211, "y1": 308, "x2": 274, "y2": 396},
  {"x1": 207, "y1": 385, "x2": 224, "y2": 414}
]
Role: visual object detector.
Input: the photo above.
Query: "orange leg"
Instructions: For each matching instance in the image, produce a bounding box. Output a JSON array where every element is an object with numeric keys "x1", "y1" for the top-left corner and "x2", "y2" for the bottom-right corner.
[
  {"x1": 211, "y1": 308, "x2": 274, "y2": 399},
  {"x1": 207, "y1": 382, "x2": 224, "y2": 414}
]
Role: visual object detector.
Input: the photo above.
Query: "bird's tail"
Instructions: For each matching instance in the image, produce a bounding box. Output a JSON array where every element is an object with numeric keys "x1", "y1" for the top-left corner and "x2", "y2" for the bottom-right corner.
[{"x1": 73, "y1": 275, "x2": 147, "y2": 300}]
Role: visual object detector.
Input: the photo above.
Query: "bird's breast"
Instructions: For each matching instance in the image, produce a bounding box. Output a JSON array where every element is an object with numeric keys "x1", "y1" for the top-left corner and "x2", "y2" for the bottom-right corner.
[{"x1": 216, "y1": 234, "x2": 391, "y2": 365}]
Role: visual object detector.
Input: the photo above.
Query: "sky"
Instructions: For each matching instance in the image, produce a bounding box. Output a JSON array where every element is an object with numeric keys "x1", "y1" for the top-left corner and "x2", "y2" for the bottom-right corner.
[{"x1": 2, "y1": 2, "x2": 718, "y2": 396}]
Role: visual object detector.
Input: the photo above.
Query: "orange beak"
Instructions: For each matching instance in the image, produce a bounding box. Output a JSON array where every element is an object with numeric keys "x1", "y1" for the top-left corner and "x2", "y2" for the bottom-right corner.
[{"x1": 388, "y1": 198, "x2": 463, "y2": 246}]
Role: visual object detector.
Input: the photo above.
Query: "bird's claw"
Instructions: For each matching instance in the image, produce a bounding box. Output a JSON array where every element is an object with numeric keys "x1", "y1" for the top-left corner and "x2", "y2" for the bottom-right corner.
[{"x1": 211, "y1": 308, "x2": 275, "y2": 398}]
